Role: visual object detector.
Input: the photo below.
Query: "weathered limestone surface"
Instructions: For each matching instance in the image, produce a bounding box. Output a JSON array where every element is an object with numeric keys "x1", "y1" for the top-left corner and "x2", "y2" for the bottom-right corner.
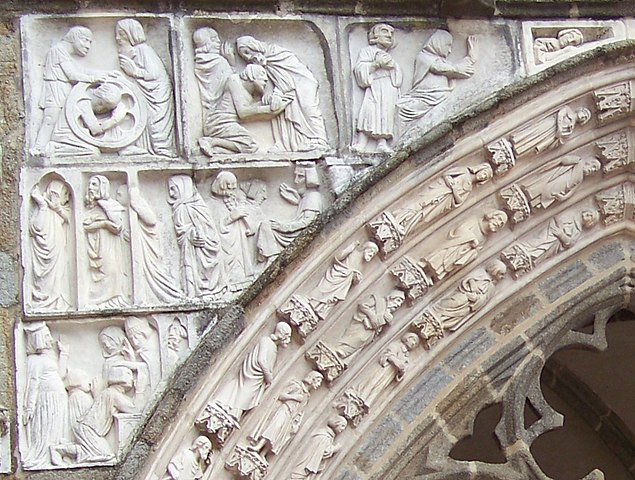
[{"x1": 3, "y1": 2, "x2": 635, "y2": 480}]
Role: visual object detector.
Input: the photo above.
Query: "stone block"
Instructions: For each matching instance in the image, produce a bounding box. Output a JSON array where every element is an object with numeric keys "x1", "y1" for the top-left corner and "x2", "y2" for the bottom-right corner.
[
  {"x1": 441, "y1": 327, "x2": 496, "y2": 372},
  {"x1": 539, "y1": 260, "x2": 592, "y2": 303},
  {"x1": 354, "y1": 414, "x2": 403, "y2": 473},
  {"x1": 394, "y1": 365, "x2": 454, "y2": 423}
]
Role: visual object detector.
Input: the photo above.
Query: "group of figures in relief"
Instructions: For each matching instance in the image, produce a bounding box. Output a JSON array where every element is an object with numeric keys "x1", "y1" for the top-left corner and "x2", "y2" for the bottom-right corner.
[
  {"x1": 31, "y1": 20, "x2": 175, "y2": 159},
  {"x1": 352, "y1": 24, "x2": 478, "y2": 153},
  {"x1": 21, "y1": 316, "x2": 191, "y2": 470},
  {"x1": 192, "y1": 27, "x2": 329, "y2": 156},
  {"x1": 27, "y1": 164, "x2": 322, "y2": 312}
]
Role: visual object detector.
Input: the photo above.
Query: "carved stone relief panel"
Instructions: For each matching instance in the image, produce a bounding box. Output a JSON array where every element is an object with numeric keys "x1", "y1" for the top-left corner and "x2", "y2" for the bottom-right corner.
[
  {"x1": 180, "y1": 17, "x2": 336, "y2": 162},
  {"x1": 15, "y1": 314, "x2": 201, "y2": 470},
  {"x1": 21, "y1": 15, "x2": 179, "y2": 164},
  {"x1": 521, "y1": 20, "x2": 628, "y2": 73},
  {"x1": 346, "y1": 20, "x2": 517, "y2": 154},
  {"x1": 21, "y1": 163, "x2": 325, "y2": 314}
]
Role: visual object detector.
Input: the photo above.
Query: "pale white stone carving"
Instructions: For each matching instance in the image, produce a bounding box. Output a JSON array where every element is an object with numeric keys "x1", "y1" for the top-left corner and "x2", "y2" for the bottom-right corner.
[
  {"x1": 215, "y1": 322, "x2": 292, "y2": 419},
  {"x1": 161, "y1": 435, "x2": 212, "y2": 480},
  {"x1": 115, "y1": 18, "x2": 176, "y2": 157},
  {"x1": 22, "y1": 321, "x2": 69, "y2": 470},
  {"x1": 352, "y1": 23, "x2": 403, "y2": 153},
  {"x1": 486, "y1": 138, "x2": 516, "y2": 175},
  {"x1": 124, "y1": 316, "x2": 161, "y2": 390},
  {"x1": 248, "y1": 371, "x2": 323, "y2": 458},
  {"x1": 123, "y1": 186, "x2": 183, "y2": 303},
  {"x1": 165, "y1": 316, "x2": 189, "y2": 370},
  {"x1": 398, "y1": 30, "x2": 477, "y2": 122},
  {"x1": 510, "y1": 105, "x2": 591, "y2": 157},
  {"x1": 595, "y1": 130, "x2": 631, "y2": 173},
  {"x1": 84, "y1": 175, "x2": 131, "y2": 308},
  {"x1": 236, "y1": 36, "x2": 329, "y2": 153},
  {"x1": 419, "y1": 210, "x2": 507, "y2": 282},
  {"x1": 270, "y1": 164, "x2": 322, "y2": 248},
  {"x1": 593, "y1": 81, "x2": 634, "y2": 124},
  {"x1": 195, "y1": 400, "x2": 241, "y2": 449},
  {"x1": 305, "y1": 342, "x2": 346, "y2": 383},
  {"x1": 168, "y1": 175, "x2": 223, "y2": 299},
  {"x1": 289, "y1": 415, "x2": 347, "y2": 480},
  {"x1": 333, "y1": 290, "x2": 405, "y2": 360},
  {"x1": 533, "y1": 28, "x2": 584, "y2": 65},
  {"x1": 501, "y1": 210, "x2": 599, "y2": 277},
  {"x1": 413, "y1": 260, "x2": 506, "y2": 349},
  {"x1": 278, "y1": 240, "x2": 378, "y2": 337},
  {"x1": 28, "y1": 178, "x2": 73, "y2": 311},
  {"x1": 355, "y1": 333, "x2": 420, "y2": 407},
  {"x1": 0, "y1": 405, "x2": 9, "y2": 473},
  {"x1": 226, "y1": 444, "x2": 267, "y2": 480},
  {"x1": 30, "y1": 26, "x2": 104, "y2": 157},
  {"x1": 374, "y1": 163, "x2": 493, "y2": 253},
  {"x1": 595, "y1": 184, "x2": 630, "y2": 225},
  {"x1": 389, "y1": 256, "x2": 433, "y2": 303}
]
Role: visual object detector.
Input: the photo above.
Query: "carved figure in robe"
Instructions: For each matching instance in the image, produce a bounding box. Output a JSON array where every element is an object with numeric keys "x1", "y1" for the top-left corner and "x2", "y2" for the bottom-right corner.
[
  {"x1": 83, "y1": 175, "x2": 130, "y2": 307},
  {"x1": 271, "y1": 165, "x2": 322, "y2": 248},
  {"x1": 165, "y1": 317, "x2": 188, "y2": 370},
  {"x1": 50, "y1": 369, "x2": 114, "y2": 465},
  {"x1": 29, "y1": 180, "x2": 72, "y2": 310},
  {"x1": 241, "y1": 179, "x2": 282, "y2": 269},
  {"x1": 120, "y1": 186, "x2": 182, "y2": 302},
  {"x1": 98, "y1": 326, "x2": 150, "y2": 407},
  {"x1": 22, "y1": 322, "x2": 69, "y2": 469},
  {"x1": 520, "y1": 155, "x2": 601, "y2": 210},
  {"x1": 309, "y1": 241, "x2": 379, "y2": 320},
  {"x1": 398, "y1": 30, "x2": 476, "y2": 122},
  {"x1": 168, "y1": 175, "x2": 223, "y2": 298},
  {"x1": 115, "y1": 18, "x2": 175, "y2": 156},
  {"x1": 211, "y1": 171, "x2": 255, "y2": 285},
  {"x1": 518, "y1": 209, "x2": 599, "y2": 266},
  {"x1": 248, "y1": 371, "x2": 324, "y2": 457},
  {"x1": 534, "y1": 28, "x2": 584, "y2": 65},
  {"x1": 236, "y1": 36, "x2": 329, "y2": 152},
  {"x1": 333, "y1": 290, "x2": 406, "y2": 360},
  {"x1": 72, "y1": 365, "x2": 137, "y2": 463},
  {"x1": 161, "y1": 435, "x2": 212, "y2": 480},
  {"x1": 216, "y1": 322, "x2": 292, "y2": 418},
  {"x1": 510, "y1": 105, "x2": 591, "y2": 157},
  {"x1": 31, "y1": 26, "x2": 105, "y2": 157},
  {"x1": 428, "y1": 259, "x2": 507, "y2": 332},
  {"x1": 352, "y1": 23, "x2": 403, "y2": 153},
  {"x1": 124, "y1": 316, "x2": 161, "y2": 389},
  {"x1": 356, "y1": 333, "x2": 420, "y2": 407},
  {"x1": 290, "y1": 415, "x2": 347, "y2": 480},
  {"x1": 420, "y1": 210, "x2": 508, "y2": 282},
  {"x1": 394, "y1": 163, "x2": 493, "y2": 238}
]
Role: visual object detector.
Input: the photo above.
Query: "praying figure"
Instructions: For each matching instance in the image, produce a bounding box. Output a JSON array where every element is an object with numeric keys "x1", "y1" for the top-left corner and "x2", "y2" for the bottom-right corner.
[{"x1": 352, "y1": 23, "x2": 403, "y2": 153}]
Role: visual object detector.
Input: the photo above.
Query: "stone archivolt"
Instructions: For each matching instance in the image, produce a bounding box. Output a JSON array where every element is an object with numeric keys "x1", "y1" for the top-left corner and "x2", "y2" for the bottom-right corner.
[
  {"x1": 138, "y1": 52, "x2": 635, "y2": 480},
  {"x1": 14, "y1": 11, "x2": 635, "y2": 480}
]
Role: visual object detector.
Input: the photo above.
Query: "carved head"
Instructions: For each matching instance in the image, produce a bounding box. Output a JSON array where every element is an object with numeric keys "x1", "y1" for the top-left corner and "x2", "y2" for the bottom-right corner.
[
  {"x1": 99, "y1": 325, "x2": 128, "y2": 358},
  {"x1": 485, "y1": 259, "x2": 507, "y2": 282},
  {"x1": 91, "y1": 83, "x2": 123, "y2": 114},
  {"x1": 294, "y1": 165, "x2": 320, "y2": 190},
  {"x1": 24, "y1": 321, "x2": 53, "y2": 354},
  {"x1": 362, "y1": 241, "x2": 379, "y2": 262},
  {"x1": 304, "y1": 370, "x2": 324, "y2": 390},
  {"x1": 485, "y1": 210, "x2": 508, "y2": 233},
  {"x1": 168, "y1": 175, "x2": 196, "y2": 204},
  {"x1": 558, "y1": 28, "x2": 584, "y2": 48},
  {"x1": 273, "y1": 321, "x2": 292, "y2": 347},
  {"x1": 106, "y1": 365, "x2": 134, "y2": 389},
  {"x1": 582, "y1": 158, "x2": 601, "y2": 176},
  {"x1": 65, "y1": 368, "x2": 91, "y2": 393},
  {"x1": 576, "y1": 107, "x2": 592, "y2": 126},
  {"x1": 87, "y1": 175, "x2": 111, "y2": 203},
  {"x1": 167, "y1": 317, "x2": 188, "y2": 350},
  {"x1": 473, "y1": 163, "x2": 494, "y2": 184},
  {"x1": 45, "y1": 180, "x2": 70, "y2": 209},
  {"x1": 386, "y1": 290, "x2": 406, "y2": 313},
  {"x1": 124, "y1": 316, "x2": 153, "y2": 349},
  {"x1": 240, "y1": 64, "x2": 268, "y2": 95},
  {"x1": 64, "y1": 26, "x2": 92, "y2": 57},
  {"x1": 192, "y1": 436, "x2": 212, "y2": 459},
  {"x1": 401, "y1": 332, "x2": 420, "y2": 351},
  {"x1": 211, "y1": 171, "x2": 238, "y2": 198},
  {"x1": 581, "y1": 209, "x2": 600, "y2": 229},
  {"x1": 193, "y1": 27, "x2": 221, "y2": 52},
  {"x1": 236, "y1": 36, "x2": 267, "y2": 66},
  {"x1": 328, "y1": 415, "x2": 348, "y2": 434},
  {"x1": 424, "y1": 30, "x2": 453, "y2": 58},
  {"x1": 115, "y1": 18, "x2": 146, "y2": 48},
  {"x1": 368, "y1": 23, "x2": 395, "y2": 50}
]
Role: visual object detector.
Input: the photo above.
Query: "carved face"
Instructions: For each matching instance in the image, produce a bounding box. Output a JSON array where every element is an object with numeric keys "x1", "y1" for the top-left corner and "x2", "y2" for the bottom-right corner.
[
  {"x1": 168, "y1": 180, "x2": 180, "y2": 201},
  {"x1": 197, "y1": 440, "x2": 211, "y2": 458},
  {"x1": 486, "y1": 212, "x2": 507, "y2": 233},
  {"x1": 583, "y1": 159, "x2": 600, "y2": 176},
  {"x1": 238, "y1": 46, "x2": 266, "y2": 66},
  {"x1": 115, "y1": 25, "x2": 129, "y2": 48},
  {"x1": 581, "y1": 210, "x2": 599, "y2": 229},
  {"x1": 363, "y1": 244, "x2": 378, "y2": 262},
  {"x1": 252, "y1": 68, "x2": 269, "y2": 95},
  {"x1": 375, "y1": 27, "x2": 394, "y2": 49},
  {"x1": 100, "y1": 334, "x2": 120, "y2": 357},
  {"x1": 87, "y1": 176, "x2": 101, "y2": 201},
  {"x1": 73, "y1": 33, "x2": 92, "y2": 57},
  {"x1": 127, "y1": 329, "x2": 144, "y2": 349},
  {"x1": 387, "y1": 292, "x2": 405, "y2": 312},
  {"x1": 332, "y1": 418, "x2": 347, "y2": 433},
  {"x1": 306, "y1": 372, "x2": 323, "y2": 390},
  {"x1": 403, "y1": 334, "x2": 419, "y2": 351}
]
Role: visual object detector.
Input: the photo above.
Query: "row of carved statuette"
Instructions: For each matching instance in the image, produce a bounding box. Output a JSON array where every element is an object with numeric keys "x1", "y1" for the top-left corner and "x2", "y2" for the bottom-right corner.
[
  {"x1": 25, "y1": 165, "x2": 321, "y2": 314},
  {"x1": 18, "y1": 314, "x2": 196, "y2": 470}
]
